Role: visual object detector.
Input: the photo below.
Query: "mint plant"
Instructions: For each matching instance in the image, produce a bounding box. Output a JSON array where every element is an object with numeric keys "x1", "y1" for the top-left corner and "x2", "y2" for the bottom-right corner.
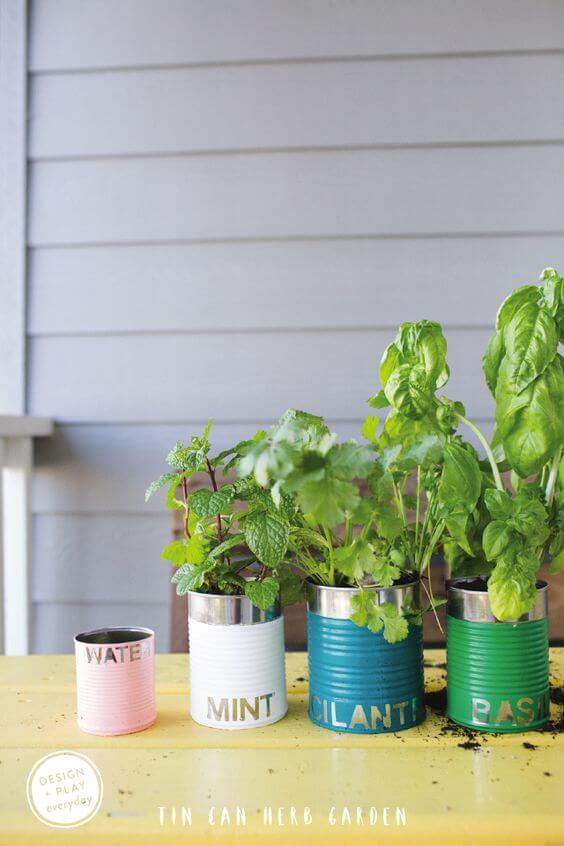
[
  {"x1": 441, "y1": 268, "x2": 564, "y2": 620},
  {"x1": 145, "y1": 421, "x2": 301, "y2": 610}
]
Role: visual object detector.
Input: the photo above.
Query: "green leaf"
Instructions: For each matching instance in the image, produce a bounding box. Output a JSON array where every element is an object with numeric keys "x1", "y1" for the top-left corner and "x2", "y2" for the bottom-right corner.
[
  {"x1": 145, "y1": 472, "x2": 178, "y2": 502},
  {"x1": 373, "y1": 503, "x2": 403, "y2": 542},
  {"x1": 439, "y1": 443, "x2": 482, "y2": 515},
  {"x1": 496, "y1": 357, "x2": 564, "y2": 477},
  {"x1": 244, "y1": 577, "x2": 279, "y2": 610},
  {"x1": 369, "y1": 556, "x2": 401, "y2": 587},
  {"x1": 333, "y1": 538, "x2": 375, "y2": 581},
  {"x1": 378, "y1": 602, "x2": 410, "y2": 643},
  {"x1": 171, "y1": 562, "x2": 212, "y2": 595},
  {"x1": 244, "y1": 509, "x2": 289, "y2": 567},
  {"x1": 166, "y1": 439, "x2": 207, "y2": 472},
  {"x1": 482, "y1": 520, "x2": 513, "y2": 561},
  {"x1": 208, "y1": 532, "x2": 244, "y2": 558},
  {"x1": 367, "y1": 390, "x2": 389, "y2": 409},
  {"x1": 504, "y1": 302, "x2": 558, "y2": 393},
  {"x1": 327, "y1": 441, "x2": 374, "y2": 480},
  {"x1": 484, "y1": 488, "x2": 514, "y2": 521},
  {"x1": 277, "y1": 568, "x2": 305, "y2": 607},
  {"x1": 488, "y1": 552, "x2": 538, "y2": 620},
  {"x1": 188, "y1": 484, "x2": 234, "y2": 518},
  {"x1": 350, "y1": 592, "x2": 409, "y2": 642},
  {"x1": 166, "y1": 480, "x2": 184, "y2": 511},
  {"x1": 495, "y1": 285, "x2": 540, "y2": 330},
  {"x1": 360, "y1": 415, "x2": 380, "y2": 443},
  {"x1": 482, "y1": 330, "x2": 505, "y2": 395},
  {"x1": 509, "y1": 496, "x2": 549, "y2": 543},
  {"x1": 161, "y1": 539, "x2": 190, "y2": 566},
  {"x1": 297, "y1": 476, "x2": 359, "y2": 528}
]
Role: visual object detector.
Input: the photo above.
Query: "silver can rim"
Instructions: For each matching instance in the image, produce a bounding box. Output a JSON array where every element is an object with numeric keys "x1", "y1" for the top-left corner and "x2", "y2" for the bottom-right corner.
[
  {"x1": 447, "y1": 578, "x2": 548, "y2": 623},
  {"x1": 74, "y1": 626, "x2": 154, "y2": 645},
  {"x1": 188, "y1": 590, "x2": 281, "y2": 625},
  {"x1": 306, "y1": 577, "x2": 420, "y2": 619}
]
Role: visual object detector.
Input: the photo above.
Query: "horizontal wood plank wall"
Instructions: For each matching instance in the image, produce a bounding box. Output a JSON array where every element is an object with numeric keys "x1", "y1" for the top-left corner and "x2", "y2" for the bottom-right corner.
[{"x1": 26, "y1": 0, "x2": 564, "y2": 651}]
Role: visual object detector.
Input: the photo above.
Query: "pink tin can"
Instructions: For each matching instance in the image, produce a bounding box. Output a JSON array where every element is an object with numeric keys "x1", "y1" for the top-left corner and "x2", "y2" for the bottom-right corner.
[{"x1": 74, "y1": 627, "x2": 156, "y2": 736}]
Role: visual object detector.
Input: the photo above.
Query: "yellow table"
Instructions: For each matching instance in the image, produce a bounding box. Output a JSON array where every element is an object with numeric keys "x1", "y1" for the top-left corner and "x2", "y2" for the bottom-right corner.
[{"x1": 0, "y1": 650, "x2": 562, "y2": 845}]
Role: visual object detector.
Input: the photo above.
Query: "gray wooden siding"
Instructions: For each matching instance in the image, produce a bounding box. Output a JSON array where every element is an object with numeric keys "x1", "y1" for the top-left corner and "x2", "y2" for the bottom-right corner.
[{"x1": 26, "y1": 0, "x2": 564, "y2": 651}]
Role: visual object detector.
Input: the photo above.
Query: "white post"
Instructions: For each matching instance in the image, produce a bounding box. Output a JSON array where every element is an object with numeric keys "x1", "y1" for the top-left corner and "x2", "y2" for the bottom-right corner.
[{"x1": 2, "y1": 436, "x2": 32, "y2": 655}]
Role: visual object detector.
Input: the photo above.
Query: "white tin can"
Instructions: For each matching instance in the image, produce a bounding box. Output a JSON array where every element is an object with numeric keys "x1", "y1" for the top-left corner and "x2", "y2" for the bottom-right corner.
[{"x1": 188, "y1": 592, "x2": 287, "y2": 730}]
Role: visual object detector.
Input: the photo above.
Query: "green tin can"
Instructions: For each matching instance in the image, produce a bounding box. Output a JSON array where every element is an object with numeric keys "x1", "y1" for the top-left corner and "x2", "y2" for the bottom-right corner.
[{"x1": 447, "y1": 578, "x2": 549, "y2": 733}]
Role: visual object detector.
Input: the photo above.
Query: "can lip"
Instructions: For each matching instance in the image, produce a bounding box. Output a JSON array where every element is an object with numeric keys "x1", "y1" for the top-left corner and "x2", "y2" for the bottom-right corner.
[
  {"x1": 187, "y1": 589, "x2": 281, "y2": 625},
  {"x1": 306, "y1": 575, "x2": 420, "y2": 619},
  {"x1": 447, "y1": 578, "x2": 548, "y2": 623},
  {"x1": 74, "y1": 626, "x2": 154, "y2": 645}
]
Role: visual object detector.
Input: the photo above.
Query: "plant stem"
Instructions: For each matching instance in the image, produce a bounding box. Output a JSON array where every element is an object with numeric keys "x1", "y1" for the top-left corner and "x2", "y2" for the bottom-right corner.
[
  {"x1": 344, "y1": 516, "x2": 352, "y2": 546},
  {"x1": 205, "y1": 457, "x2": 223, "y2": 545},
  {"x1": 180, "y1": 476, "x2": 191, "y2": 539},
  {"x1": 414, "y1": 466, "x2": 421, "y2": 552},
  {"x1": 456, "y1": 412, "x2": 504, "y2": 492},
  {"x1": 545, "y1": 448, "x2": 561, "y2": 507},
  {"x1": 324, "y1": 527, "x2": 335, "y2": 586}
]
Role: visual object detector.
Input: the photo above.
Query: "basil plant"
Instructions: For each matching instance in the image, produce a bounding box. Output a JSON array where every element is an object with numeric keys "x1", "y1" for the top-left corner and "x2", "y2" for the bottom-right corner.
[
  {"x1": 443, "y1": 268, "x2": 564, "y2": 621},
  {"x1": 145, "y1": 421, "x2": 302, "y2": 611}
]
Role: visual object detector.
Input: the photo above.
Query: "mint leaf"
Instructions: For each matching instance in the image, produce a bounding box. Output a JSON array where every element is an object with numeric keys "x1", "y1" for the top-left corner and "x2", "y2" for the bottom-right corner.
[
  {"x1": 208, "y1": 532, "x2": 244, "y2": 559},
  {"x1": 171, "y1": 562, "x2": 212, "y2": 594},
  {"x1": 161, "y1": 539, "x2": 190, "y2": 566},
  {"x1": 244, "y1": 577, "x2": 279, "y2": 610},
  {"x1": 189, "y1": 484, "x2": 234, "y2": 518},
  {"x1": 244, "y1": 509, "x2": 289, "y2": 567},
  {"x1": 145, "y1": 472, "x2": 178, "y2": 502}
]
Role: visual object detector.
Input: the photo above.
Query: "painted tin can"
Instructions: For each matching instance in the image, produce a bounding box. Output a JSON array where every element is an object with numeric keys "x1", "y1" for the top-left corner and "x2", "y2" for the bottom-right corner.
[
  {"x1": 447, "y1": 579, "x2": 549, "y2": 732},
  {"x1": 74, "y1": 626, "x2": 156, "y2": 736},
  {"x1": 306, "y1": 580, "x2": 425, "y2": 733},
  {"x1": 188, "y1": 591, "x2": 287, "y2": 729}
]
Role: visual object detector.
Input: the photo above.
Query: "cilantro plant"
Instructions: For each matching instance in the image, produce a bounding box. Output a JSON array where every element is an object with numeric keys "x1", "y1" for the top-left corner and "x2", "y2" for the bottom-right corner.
[
  {"x1": 145, "y1": 421, "x2": 302, "y2": 611},
  {"x1": 239, "y1": 392, "x2": 455, "y2": 644},
  {"x1": 439, "y1": 268, "x2": 564, "y2": 620}
]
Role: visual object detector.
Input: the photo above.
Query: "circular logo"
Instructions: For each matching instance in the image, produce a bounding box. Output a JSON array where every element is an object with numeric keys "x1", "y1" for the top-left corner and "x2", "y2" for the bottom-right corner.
[{"x1": 26, "y1": 751, "x2": 103, "y2": 828}]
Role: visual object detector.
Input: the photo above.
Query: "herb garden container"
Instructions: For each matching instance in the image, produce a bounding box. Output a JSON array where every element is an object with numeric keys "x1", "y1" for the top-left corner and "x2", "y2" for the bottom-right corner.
[
  {"x1": 306, "y1": 580, "x2": 425, "y2": 733},
  {"x1": 188, "y1": 591, "x2": 287, "y2": 729},
  {"x1": 74, "y1": 626, "x2": 156, "y2": 736},
  {"x1": 447, "y1": 579, "x2": 550, "y2": 732}
]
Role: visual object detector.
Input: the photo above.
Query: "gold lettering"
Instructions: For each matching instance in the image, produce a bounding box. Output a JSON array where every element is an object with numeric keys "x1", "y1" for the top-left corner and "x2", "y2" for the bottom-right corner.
[
  {"x1": 471, "y1": 697, "x2": 490, "y2": 725},
  {"x1": 349, "y1": 704, "x2": 369, "y2": 730},
  {"x1": 330, "y1": 702, "x2": 347, "y2": 728},
  {"x1": 207, "y1": 697, "x2": 229, "y2": 721},
  {"x1": 516, "y1": 697, "x2": 534, "y2": 725},
  {"x1": 240, "y1": 697, "x2": 259, "y2": 721},
  {"x1": 311, "y1": 695, "x2": 323, "y2": 720},
  {"x1": 393, "y1": 701, "x2": 408, "y2": 726},
  {"x1": 130, "y1": 644, "x2": 141, "y2": 661},
  {"x1": 261, "y1": 693, "x2": 273, "y2": 718},
  {"x1": 104, "y1": 647, "x2": 117, "y2": 663},
  {"x1": 495, "y1": 699, "x2": 516, "y2": 726}
]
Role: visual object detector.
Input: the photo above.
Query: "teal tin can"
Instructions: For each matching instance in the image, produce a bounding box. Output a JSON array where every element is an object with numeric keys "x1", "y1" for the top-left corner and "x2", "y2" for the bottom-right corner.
[
  {"x1": 306, "y1": 580, "x2": 425, "y2": 733},
  {"x1": 447, "y1": 578, "x2": 549, "y2": 733}
]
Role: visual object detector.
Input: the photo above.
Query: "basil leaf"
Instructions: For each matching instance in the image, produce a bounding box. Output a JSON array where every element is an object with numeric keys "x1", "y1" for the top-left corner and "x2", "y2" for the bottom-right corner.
[{"x1": 504, "y1": 302, "x2": 558, "y2": 394}]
